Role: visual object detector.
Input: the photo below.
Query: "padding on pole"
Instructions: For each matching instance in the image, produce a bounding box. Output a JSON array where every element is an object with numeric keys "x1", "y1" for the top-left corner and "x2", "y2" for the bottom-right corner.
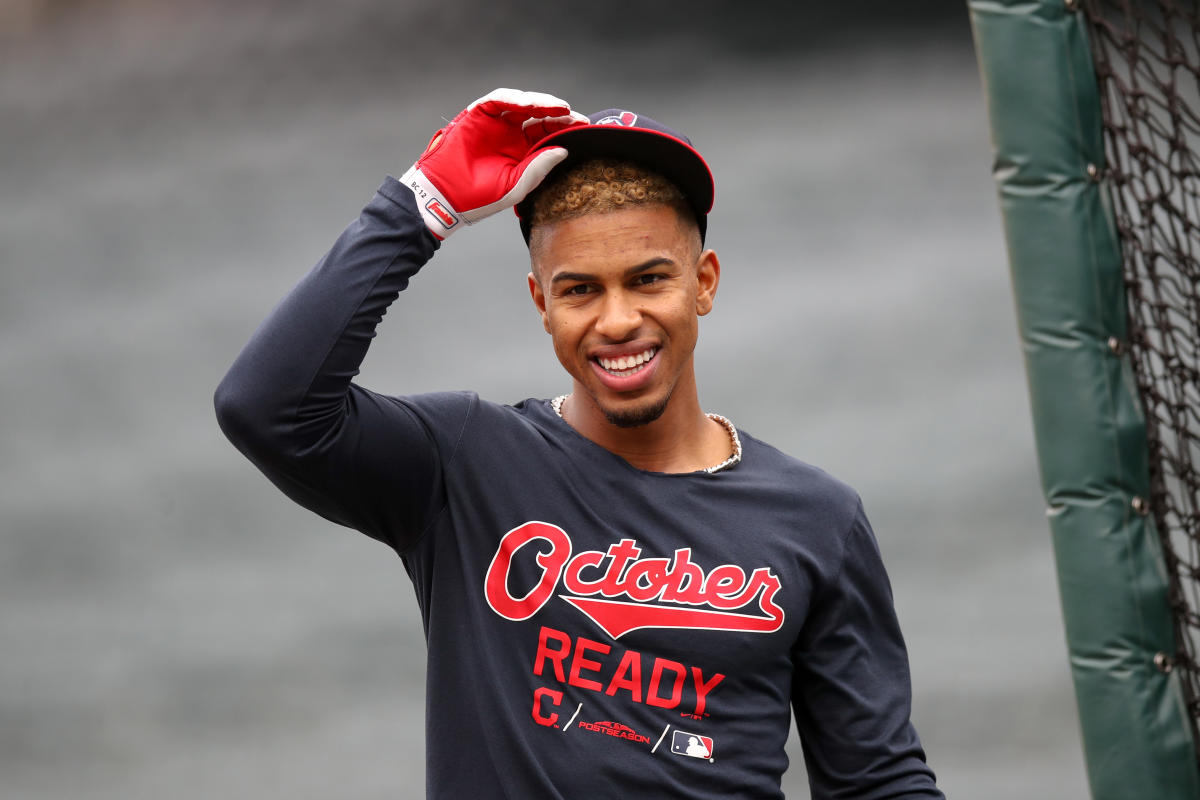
[{"x1": 966, "y1": 1, "x2": 1200, "y2": 798}]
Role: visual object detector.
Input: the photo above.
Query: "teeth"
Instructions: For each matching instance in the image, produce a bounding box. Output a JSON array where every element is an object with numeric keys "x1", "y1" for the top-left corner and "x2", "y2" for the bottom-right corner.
[{"x1": 598, "y1": 348, "x2": 657, "y2": 374}]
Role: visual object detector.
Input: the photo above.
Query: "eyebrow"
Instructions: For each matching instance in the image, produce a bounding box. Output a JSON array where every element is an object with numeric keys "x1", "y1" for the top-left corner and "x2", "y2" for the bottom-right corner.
[{"x1": 549, "y1": 257, "x2": 675, "y2": 286}]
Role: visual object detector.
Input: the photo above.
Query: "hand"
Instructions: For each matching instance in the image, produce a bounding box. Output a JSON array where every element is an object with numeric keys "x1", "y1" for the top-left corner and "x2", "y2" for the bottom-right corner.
[{"x1": 399, "y1": 88, "x2": 587, "y2": 240}]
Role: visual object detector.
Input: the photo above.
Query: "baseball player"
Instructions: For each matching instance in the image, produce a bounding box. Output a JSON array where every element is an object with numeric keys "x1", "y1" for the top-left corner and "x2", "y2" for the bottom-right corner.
[{"x1": 215, "y1": 88, "x2": 943, "y2": 799}]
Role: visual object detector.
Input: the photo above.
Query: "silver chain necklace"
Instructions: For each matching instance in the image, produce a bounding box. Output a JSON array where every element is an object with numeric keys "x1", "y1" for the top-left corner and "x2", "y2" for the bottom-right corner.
[{"x1": 550, "y1": 394, "x2": 742, "y2": 474}]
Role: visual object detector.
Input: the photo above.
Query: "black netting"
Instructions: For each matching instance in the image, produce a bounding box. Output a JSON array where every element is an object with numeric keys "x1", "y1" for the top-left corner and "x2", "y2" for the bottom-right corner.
[{"x1": 1083, "y1": 0, "x2": 1200, "y2": 757}]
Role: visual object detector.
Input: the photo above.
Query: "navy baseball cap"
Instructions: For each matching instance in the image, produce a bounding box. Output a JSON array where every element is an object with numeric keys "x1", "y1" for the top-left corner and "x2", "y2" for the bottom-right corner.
[{"x1": 516, "y1": 108, "x2": 715, "y2": 244}]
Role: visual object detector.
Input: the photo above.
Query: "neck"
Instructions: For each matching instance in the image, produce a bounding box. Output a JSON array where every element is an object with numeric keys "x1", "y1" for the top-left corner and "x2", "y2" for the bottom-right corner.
[{"x1": 559, "y1": 380, "x2": 732, "y2": 474}]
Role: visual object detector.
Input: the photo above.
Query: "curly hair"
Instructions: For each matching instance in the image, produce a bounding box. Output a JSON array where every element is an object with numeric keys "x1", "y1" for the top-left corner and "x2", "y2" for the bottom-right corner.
[{"x1": 527, "y1": 158, "x2": 694, "y2": 235}]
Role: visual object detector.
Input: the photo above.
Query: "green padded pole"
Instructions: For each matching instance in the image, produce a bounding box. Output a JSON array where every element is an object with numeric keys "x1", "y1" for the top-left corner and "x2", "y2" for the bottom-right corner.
[{"x1": 966, "y1": 1, "x2": 1199, "y2": 797}]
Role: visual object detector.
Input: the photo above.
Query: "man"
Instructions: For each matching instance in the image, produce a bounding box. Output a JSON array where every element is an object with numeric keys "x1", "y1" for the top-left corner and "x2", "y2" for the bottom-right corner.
[{"x1": 215, "y1": 88, "x2": 943, "y2": 799}]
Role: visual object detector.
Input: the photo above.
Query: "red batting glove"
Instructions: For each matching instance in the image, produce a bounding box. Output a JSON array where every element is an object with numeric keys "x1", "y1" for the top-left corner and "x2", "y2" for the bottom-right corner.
[{"x1": 399, "y1": 88, "x2": 588, "y2": 240}]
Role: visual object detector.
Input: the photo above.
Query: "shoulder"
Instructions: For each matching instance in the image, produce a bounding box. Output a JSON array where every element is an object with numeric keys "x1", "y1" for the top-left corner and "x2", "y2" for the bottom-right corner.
[
  {"x1": 394, "y1": 390, "x2": 479, "y2": 432},
  {"x1": 395, "y1": 393, "x2": 580, "y2": 483},
  {"x1": 395, "y1": 391, "x2": 558, "y2": 445},
  {"x1": 733, "y1": 427, "x2": 864, "y2": 530}
]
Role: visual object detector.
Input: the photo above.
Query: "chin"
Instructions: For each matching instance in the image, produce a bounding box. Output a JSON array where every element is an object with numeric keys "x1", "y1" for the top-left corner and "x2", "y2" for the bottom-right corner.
[{"x1": 599, "y1": 392, "x2": 672, "y2": 429}]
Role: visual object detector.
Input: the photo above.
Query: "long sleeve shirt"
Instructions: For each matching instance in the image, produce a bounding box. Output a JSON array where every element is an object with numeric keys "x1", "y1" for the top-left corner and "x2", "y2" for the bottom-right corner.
[{"x1": 215, "y1": 178, "x2": 944, "y2": 799}]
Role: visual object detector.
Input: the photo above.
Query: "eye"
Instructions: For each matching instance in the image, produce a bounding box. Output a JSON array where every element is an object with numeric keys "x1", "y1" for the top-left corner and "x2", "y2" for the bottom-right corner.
[
  {"x1": 634, "y1": 273, "x2": 664, "y2": 287},
  {"x1": 563, "y1": 283, "x2": 592, "y2": 296}
]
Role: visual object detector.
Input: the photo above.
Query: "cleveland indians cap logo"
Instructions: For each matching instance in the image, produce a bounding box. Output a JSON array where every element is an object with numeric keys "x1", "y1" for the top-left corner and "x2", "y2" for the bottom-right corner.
[
  {"x1": 484, "y1": 521, "x2": 785, "y2": 639},
  {"x1": 595, "y1": 111, "x2": 638, "y2": 127}
]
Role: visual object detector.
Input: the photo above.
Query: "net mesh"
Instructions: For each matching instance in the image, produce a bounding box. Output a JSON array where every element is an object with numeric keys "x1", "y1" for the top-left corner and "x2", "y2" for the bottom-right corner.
[{"x1": 1082, "y1": 0, "x2": 1200, "y2": 757}]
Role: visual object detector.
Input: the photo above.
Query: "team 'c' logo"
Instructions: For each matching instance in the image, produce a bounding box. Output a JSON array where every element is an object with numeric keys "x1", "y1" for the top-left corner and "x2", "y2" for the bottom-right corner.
[{"x1": 484, "y1": 521, "x2": 785, "y2": 639}]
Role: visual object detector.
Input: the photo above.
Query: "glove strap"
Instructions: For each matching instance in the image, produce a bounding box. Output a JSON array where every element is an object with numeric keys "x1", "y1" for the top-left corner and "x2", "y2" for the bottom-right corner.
[{"x1": 399, "y1": 164, "x2": 464, "y2": 240}]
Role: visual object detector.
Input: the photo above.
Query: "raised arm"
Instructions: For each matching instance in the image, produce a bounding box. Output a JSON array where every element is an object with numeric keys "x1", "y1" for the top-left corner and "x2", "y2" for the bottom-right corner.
[{"x1": 213, "y1": 89, "x2": 585, "y2": 549}]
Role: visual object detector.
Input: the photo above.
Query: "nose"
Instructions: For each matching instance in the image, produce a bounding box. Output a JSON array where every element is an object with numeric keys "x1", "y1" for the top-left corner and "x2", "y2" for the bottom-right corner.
[{"x1": 594, "y1": 290, "x2": 642, "y2": 340}]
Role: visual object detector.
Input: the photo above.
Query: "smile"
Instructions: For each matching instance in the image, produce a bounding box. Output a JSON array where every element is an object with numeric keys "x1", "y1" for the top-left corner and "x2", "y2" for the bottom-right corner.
[{"x1": 595, "y1": 347, "x2": 658, "y2": 377}]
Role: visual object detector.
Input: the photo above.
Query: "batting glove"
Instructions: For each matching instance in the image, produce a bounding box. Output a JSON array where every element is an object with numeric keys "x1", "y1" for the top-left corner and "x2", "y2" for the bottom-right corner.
[{"x1": 399, "y1": 88, "x2": 587, "y2": 240}]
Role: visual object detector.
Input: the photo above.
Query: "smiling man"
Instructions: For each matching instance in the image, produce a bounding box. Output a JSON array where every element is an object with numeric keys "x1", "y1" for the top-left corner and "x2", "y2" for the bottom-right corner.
[
  {"x1": 215, "y1": 89, "x2": 943, "y2": 799},
  {"x1": 525, "y1": 160, "x2": 726, "y2": 472}
]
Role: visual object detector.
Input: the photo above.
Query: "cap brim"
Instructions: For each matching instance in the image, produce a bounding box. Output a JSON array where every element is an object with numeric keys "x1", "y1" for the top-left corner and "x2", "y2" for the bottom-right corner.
[{"x1": 516, "y1": 123, "x2": 714, "y2": 242}]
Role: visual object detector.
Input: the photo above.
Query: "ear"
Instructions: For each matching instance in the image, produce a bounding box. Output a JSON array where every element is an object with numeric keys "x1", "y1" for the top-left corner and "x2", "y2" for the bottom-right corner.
[
  {"x1": 694, "y1": 249, "x2": 720, "y2": 317},
  {"x1": 527, "y1": 271, "x2": 551, "y2": 333}
]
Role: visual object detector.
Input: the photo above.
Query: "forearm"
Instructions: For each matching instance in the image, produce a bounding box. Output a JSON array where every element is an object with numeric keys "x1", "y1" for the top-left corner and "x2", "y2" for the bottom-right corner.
[{"x1": 213, "y1": 179, "x2": 439, "y2": 534}]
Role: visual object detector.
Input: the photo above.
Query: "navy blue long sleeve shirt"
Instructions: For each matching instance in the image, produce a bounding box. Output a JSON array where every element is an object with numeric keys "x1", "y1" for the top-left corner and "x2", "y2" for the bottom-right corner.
[{"x1": 215, "y1": 178, "x2": 943, "y2": 799}]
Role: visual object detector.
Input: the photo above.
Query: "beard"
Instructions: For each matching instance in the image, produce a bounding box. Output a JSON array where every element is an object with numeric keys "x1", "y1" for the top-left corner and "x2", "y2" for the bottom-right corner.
[{"x1": 600, "y1": 391, "x2": 673, "y2": 428}]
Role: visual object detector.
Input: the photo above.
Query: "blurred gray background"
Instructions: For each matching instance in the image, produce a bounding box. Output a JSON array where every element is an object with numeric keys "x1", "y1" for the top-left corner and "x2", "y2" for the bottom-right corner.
[{"x1": 1, "y1": 1, "x2": 1090, "y2": 797}]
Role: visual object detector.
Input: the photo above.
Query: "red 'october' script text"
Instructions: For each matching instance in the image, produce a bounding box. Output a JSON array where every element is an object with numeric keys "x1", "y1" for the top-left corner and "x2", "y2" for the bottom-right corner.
[{"x1": 485, "y1": 521, "x2": 786, "y2": 639}]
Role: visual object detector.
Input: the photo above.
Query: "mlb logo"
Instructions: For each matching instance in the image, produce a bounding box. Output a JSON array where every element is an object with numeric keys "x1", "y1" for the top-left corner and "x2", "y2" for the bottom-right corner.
[{"x1": 670, "y1": 729, "x2": 714, "y2": 760}]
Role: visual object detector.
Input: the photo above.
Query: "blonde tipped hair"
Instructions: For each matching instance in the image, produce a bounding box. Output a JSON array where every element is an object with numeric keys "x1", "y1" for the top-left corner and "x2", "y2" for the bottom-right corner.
[{"x1": 529, "y1": 158, "x2": 693, "y2": 231}]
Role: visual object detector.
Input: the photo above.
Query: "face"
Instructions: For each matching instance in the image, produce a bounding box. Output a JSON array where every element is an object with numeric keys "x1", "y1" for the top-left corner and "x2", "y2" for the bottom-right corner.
[{"x1": 527, "y1": 204, "x2": 719, "y2": 428}]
